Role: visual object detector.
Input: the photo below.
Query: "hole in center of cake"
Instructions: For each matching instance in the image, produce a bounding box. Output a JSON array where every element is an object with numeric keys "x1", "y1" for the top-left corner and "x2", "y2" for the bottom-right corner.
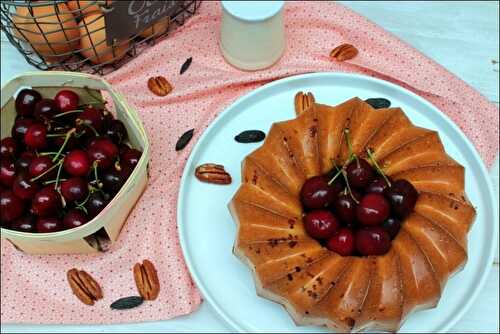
[{"x1": 300, "y1": 149, "x2": 419, "y2": 257}]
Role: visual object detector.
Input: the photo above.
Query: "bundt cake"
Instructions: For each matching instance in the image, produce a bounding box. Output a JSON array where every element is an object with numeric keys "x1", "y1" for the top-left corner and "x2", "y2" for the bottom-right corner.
[{"x1": 228, "y1": 95, "x2": 476, "y2": 332}]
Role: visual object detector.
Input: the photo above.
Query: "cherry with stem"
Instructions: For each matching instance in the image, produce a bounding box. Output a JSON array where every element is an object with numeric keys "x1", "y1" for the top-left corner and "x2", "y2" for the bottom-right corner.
[{"x1": 366, "y1": 147, "x2": 391, "y2": 187}]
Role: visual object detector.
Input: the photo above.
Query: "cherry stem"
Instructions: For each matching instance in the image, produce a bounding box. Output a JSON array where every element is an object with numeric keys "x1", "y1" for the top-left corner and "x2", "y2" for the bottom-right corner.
[
  {"x1": 46, "y1": 133, "x2": 68, "y2": 138},
  {"x1": 39, "y1": 152, "x2": 65, "y2": 157},
  {"x1": 76, "y1": 191, "x2": 91, "y2": 209},
  {"x1": 92, "y1": 160, "x2": 103, "y2": 188},
  {"x1": 79, "y1": 101, "x2": 106, "y2": 107},
  {"x1": 52, "y1": 128, "x2": 76, "y2": 163},
  {"x1": 76, "y1": 120, "x2": 99, "y2": 137},
  {"x1": 43, "y1": 178, "x2": 67, "y2": 185},
  {"x1": 341, "y1": 169, "x2": 359, "y2": 204},
  {"x1": 53, "y1": 109, "x2": 84, "y2": 118},
  {"x1": 328, "y1": 167, "x2": 343, "y2": 186},
  {"x1": 54, "y1": 161, "x2": 64, "y2": 190},
  {"x1": 30, "y1": 160, "x2": 63, "y2": 182},
  {"x1": 366, "y1": 148, "x2": 391, "y2": 187},
  {"x1": 114, "y1": 160, "x2": 121, "y2": 171}
]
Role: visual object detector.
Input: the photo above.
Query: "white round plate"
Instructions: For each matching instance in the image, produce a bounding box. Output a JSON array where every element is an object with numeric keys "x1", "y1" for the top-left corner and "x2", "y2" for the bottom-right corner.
[{"x1": 177, "y1": 72, "x2": 498, "y2": 333}]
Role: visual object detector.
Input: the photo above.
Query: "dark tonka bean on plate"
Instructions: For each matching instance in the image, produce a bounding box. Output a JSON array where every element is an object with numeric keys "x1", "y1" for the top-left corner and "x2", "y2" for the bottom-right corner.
[
  {"x1": 365, "y1": 98, "x2": 391, "y2": 109},
  {"x1": 234, "y1": 130, "x2": 266, "y2": 143}
]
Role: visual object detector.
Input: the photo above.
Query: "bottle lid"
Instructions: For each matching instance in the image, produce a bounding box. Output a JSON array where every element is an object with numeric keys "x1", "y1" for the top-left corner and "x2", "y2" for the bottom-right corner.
[{"x1": 221, "y1": 1, "x2": 284, "y2": 22}]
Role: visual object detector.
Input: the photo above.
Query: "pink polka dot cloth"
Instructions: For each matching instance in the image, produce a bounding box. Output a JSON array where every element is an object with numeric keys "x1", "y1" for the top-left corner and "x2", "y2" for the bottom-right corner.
[{"x1": 1, "y1": 1, "x2": 498, "y2": 326}]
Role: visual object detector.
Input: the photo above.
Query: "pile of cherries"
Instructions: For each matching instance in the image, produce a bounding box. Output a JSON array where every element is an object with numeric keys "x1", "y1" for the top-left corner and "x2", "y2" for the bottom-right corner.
[
  {"x1": 0, "y1": 87, "x2": 142, "y2": 233},
  {"x1": 300, "y1": 155, "x2": 418, "y2": 256}
]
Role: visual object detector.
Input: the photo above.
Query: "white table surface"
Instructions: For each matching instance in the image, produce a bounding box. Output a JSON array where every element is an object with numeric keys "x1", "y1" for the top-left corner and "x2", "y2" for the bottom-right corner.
[{"x1": 1, "y1": 1, "x2": 498, "y2": 333}]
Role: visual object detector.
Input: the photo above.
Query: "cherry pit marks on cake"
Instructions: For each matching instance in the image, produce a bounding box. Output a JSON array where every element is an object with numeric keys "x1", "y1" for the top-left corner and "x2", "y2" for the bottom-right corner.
[
  {"x1": 0, "y1": 87, "x2": 143, "y2": 236},
  {"x1": 300, "y1": 128, "x2": 418, "y2": 257}
]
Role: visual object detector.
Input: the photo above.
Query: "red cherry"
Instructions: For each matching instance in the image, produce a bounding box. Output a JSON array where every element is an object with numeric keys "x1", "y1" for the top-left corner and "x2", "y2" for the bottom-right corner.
[
  {"x1": 327, "y1": 228, "x2": 355, "y2": 256},
  {"x1": 15, "y1": 151, "x2": 35, "y2": 173},
  {"x1": 346, "y1": 158, "x2": 374, "y2": 189},
  {"x1": 9, "y1": 215, "x2": 36, "y2": 233},
  {"x1": 381, "y1": 217, "x2": 401, "y2": 239},
  {"x1": 28, "y1": 156, "x2": 54, "y2": 179},
  {"x1": 54, "y1": 90, "x2": 79, "y2": 113},
  {"x1": 13, "y1": 173, "x2": 40, "y2": 200},
  {"x1": 384, "y1": 179, "x2": 419, "y2": 219},
  {"x1": 76, "y1": 107, "x2": 105, "y2": 133},
  {"x1": 0, "y1": 190, "x2": 25, "y2": 223},
  {"x1": 365, "y1": 176, "x2": 391, "y2": 194},
  {"x1": 355, "y1": 226, "x2": 391, "y2": 256},
  {"x1": 356, "y1": 193, "x2": 390, "y2": 225},
  {"x1": 31, "y1": 186, "x2": 61, "y2": 216},
  {"x1": 64, "y1": 150, "x2": 90, "y2": 176},
  {"x1": 11, "y1": 118, "x2": 35, "y2": 142},
  {"x1": 34, "y1": 98, "x2": 59, "y2": 120},
  {"x1": 121, "y1": 148, "x2": 141, "y2": 169},
  {"x1": 85, "y1": 192, "x2": 108, "y2": 218},
  {"x1": 332, "y1": 191, "x2": 360, "y2": 226},
  {"x1": 102, "y1": 168, "x2": 124, "y2": 195},
  {"x1": 63, "y1": 209, "x2": 89, "y2": 229},
  {"x1": 0, "y1": 137, "x2": 17, "y2": 158},
  {"x1": 24, "y1": 123, "x2": 47, "y2": 149},
  {"x1": 15, "y1": 89, "x2": 42, "y2": 117},
  {"x1": 36, "y1": 217, "x2": 64, "y2": 233},
  {"x1": 60, "y1": 177, "x2": 88, "y2": 203},
  {"x1": 303, "y1": 210, "x2": 339, "y2": 239},
  {"x1": 105, "y1": 119, "x2": 128, "y2": 144},
  {"x1": 300, "y1": 176, "x2": 336, "y2": 210},
  {"x1": 0, "y1": 158, "x2": 16, "y2": 187},
  {"x1": 88, "y1": 138, "x2": 118, "y2": 170}
]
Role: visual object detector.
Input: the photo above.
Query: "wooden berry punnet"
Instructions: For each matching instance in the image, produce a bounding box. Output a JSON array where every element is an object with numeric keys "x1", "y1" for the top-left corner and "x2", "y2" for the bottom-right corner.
[{"x1": 0, "y1": 71, "x2": 150, "y2": 254}]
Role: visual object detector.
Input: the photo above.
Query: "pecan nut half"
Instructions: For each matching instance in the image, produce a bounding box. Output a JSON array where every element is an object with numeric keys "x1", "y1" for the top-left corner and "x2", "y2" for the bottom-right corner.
[
  {"x1": 294, "y1": 91, "x2": 315, "y2": 116},
  {"x1": 133, "y1": 259, "x2": 160, "y2": 301},
  {"x1": 329, "y1": 43, "x2": 359, "y2": 62},
  {"x1": 147, "y1": 76, "x2": 173, "y2": 97},
  {"x1": 67, "y1": 268, "x2": 103, "y2": 306},
  {"x1": 195, "y1": 163, "x2": 232, "y2": 185}
]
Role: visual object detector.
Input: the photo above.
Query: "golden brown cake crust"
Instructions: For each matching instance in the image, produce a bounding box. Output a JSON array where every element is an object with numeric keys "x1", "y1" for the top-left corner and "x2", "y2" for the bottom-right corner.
[{"x1": 228, "y1": 97, "x2": 476, "y2": 332}]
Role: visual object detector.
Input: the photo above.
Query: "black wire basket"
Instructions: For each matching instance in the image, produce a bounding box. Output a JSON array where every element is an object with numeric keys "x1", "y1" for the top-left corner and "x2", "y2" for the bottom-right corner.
[{"x1": 0, "y1": 0, "x2": 201, "y2": 75}]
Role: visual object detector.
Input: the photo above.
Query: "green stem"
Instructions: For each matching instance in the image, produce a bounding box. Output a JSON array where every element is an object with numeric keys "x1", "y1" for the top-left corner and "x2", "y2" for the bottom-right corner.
[
  {"x1": 46, "y1": 133, "x2": 68, "y2": 138},
  {"x1": 341, "y1": 170, "x2": 359, "y2": 204},
  {"x1": 366, "y1": 148, "x2": 391, "y2": 187},
  {"x1": 53, "y1": 109, "x2": 84, "y2": 118},
  {"x1": 76, "y1": 191, "x2": 92, "y2": 209},
  {"x1": 328, "y1": 167, "x2": 343, "y2": 186},
  {"x1": 43, "y1": 178, "x2": 67, "y2": 185},
  {"x1": 54, "y1": 161, "x2": 64, "y2": 190},
  {"x1": 344, "y1": 128, "x2": 356, "y2": 162},
  {"x1": 92, "y1": 160, "x2": 103, "y2": 188},
  {"x1": 52, "y1": 128, "x2": 76, "y2": 163},
  {"x1": 30, "y1": 160, "x2": 62, "y2": 182},
  {"x1": 76, "y1": 120, "x2": 99, "y2": 137}
]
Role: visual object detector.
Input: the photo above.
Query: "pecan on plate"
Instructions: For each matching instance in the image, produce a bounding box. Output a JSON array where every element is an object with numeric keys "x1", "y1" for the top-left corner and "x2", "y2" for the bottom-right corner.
[
  {"x1": 67, "y1": 268, "x2": 103, "y2": 306},
  {"x1": 147, "y1": 76, "x2": 173, "y2": 97},
  {"x1": 195, "y1": 163, "x2": 232, "y2": 185},
  {"x1": 329, "y1": 43, "x2": 359, "y2": 62},
  {"x1": 133, "y1": 259, "x2": 160, "y2": 301},
  {"x1": 294, "y1": 91, "x2": 315, "y2": 115}
]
